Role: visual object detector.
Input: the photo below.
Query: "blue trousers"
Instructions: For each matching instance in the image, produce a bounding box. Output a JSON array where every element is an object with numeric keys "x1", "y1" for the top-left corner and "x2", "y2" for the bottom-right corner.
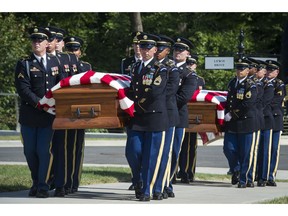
[
  {"x1": 153, "y1": 126, "x2": 175, "y2": 194},
  {"x1": 269, "y1": 130, "x2": 281, "y2": 181},
  {"x1": 257, "y1": 129, "x2": 272, "y2": 181},
  {"x1": 166, "y1": 127, "x2": 185, "y2": 192},
  {"x1": 21, "y1": 124, "x2": 54, "y2": 191}
]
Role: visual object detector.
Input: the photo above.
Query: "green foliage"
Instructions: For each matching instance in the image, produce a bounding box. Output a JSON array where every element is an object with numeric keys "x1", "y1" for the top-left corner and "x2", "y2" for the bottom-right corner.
[{"x1": 1, "y1": 12, "x2": 288, "y2": 130}]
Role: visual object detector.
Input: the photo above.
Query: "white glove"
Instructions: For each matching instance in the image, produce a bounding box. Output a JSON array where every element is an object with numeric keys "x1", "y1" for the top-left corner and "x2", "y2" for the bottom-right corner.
[{"x1": 224, "y1": 112, "x2": 232, "y2": 122}]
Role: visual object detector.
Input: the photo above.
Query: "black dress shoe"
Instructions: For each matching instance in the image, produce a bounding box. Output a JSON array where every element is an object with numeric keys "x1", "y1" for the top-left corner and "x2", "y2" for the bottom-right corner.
[
  {"x1": 167, "y1": 191, "x2": 175, "y2": 198},
  {"x1": 139, "y1": 195, "x2": 150, "y2": 201},
  {"x1": 181, "y1": 178, "x2": 190, "y2": 184},
  {"x1": 134, "y1": 183, "x2": 142, "y2": 199},
  {"x1": 72, "y1": 187, "x2": 78, "y2": 193},
  {"x1": 64, "y1": 187, "x2": 72, "y2": 194},
  {"x1": 28, "y1": 186, "x2": 38, "y2": 197},
  {"x1": 237, "y1": 183, "x2": 246, "y2": 188},
  {"x1": 231, "y1": 171, "x2": 239, "y2": 185},
  {"x1": 152, "y1": 192, "x2": 163, "y2": 200},
  {"x1": 128, "y1": 184, "x2": 135, "y2": 190},
  {"x1": 162, "y1": 191, "x2": 168, "y2": 199},
  {"x1": 246, "y1": 182, "x2": 254, "y2": 188},
  {"x1": 54, "y1": 187, "x2": 65, "y2": 197},
  {"x1": 36, "y1": 189, "x2": 49, "y2": 198},
  {"x1": 266, "y1": 180, "x2": 277, "y2": 186},
  {"x1": 257, "y1": 179, "x2": 266, "y2": 187}
]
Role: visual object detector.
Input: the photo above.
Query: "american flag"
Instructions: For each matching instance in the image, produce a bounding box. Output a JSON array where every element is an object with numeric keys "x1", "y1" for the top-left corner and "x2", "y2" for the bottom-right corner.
[
  {"x1": 190, "y1": 89, "x2": 228, "y2": 145},
  {"x1": 38, "y1": 71, "x2": 228, "y2": 144}
]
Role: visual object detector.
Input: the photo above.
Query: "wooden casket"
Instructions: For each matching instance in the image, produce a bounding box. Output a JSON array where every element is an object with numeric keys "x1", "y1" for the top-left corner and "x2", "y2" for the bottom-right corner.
[
  {"x1": 186, "y1": 102, "x2": 223, "y2": 133},
  {"x1": 52, "y1": 83, "x2": 130, "y2": 129}
]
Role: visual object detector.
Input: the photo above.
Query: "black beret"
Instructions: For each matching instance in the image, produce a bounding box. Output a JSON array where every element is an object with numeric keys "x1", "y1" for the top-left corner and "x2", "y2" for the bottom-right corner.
[
  {"x1": 28, "y1": 27, "x2": 52, "y2": 40},
  {"x1": 173, "y1": 37, "x2": 193, "y2": 51}
]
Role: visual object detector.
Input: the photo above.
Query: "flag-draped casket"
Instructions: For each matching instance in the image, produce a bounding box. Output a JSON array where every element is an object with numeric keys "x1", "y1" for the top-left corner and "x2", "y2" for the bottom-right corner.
[{"x1": 38, "y1": 71, "x2": 227, "y2": 132}]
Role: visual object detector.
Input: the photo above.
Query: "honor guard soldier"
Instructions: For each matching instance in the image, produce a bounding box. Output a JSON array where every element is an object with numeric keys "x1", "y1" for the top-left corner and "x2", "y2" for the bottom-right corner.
[
  {"x1": 64, "y1": 36, "x2": 92, "y2": 72},
  {"x1": 125, "y1": 32, "x2": 169, "y2": 201},
  {"x1": 14, "y1": 26, "x2": 63, "y2": 198},
  {"x1": 153, "y1": 35, "x2": 180, "y2": 199},
  {"x1": 254, "y1": 60, "x2": 274, "y2": 187},
  {"x1": 178, "y1": 55, "x2": 204, "y2": 183},
  {"x1": 64, "y1": 35, "x2": 91, "y2": 194},
  {"x1": 45, "y1": 26, "x2": 83, "y2": 197},
  {"x1": 55, "y1": 28, "x2": 66, "y2": 52},
  {"x1": 120, "y1": 31, "x2": 142, "y2": 75},
  {"x1": 223, "y1": 58, "x2": 258, "y2": 188},
  {"x1": 265, "y1": 60, "x2": 286, "y2": 186},
  {"x1": 165, "y1": 37, "x2": 198, "y2": 197}
]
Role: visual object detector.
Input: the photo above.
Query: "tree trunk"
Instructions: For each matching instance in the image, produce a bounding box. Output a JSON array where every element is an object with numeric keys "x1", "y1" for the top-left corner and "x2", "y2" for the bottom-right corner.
[{"x1": 130, "y1": 13, "x2": 143, "y2": 32}]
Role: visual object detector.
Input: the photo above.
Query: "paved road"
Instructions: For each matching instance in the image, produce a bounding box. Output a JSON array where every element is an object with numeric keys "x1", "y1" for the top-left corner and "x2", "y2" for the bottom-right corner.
[{"x1": 1, "y1": 137, "x2": 288, "y2": 171}]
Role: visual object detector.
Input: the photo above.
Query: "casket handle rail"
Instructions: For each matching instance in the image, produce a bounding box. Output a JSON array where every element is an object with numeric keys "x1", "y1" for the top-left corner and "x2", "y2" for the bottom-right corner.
[{"x1": 71, "y1": 104, "x2": 101, "y2": 119}]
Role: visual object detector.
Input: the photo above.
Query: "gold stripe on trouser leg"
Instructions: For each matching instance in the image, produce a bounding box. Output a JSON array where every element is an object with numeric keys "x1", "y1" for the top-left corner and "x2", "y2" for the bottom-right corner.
[
  {"x1": 64, "y1": 130, "x2": 68, "y2": 183},
  {"x1": 70, "y1": 130, "x2": 78, "y2": 186},
  {"x1": 252, "y1": 130, "x2": 260, "y2": 181},
  {"x1": 170, "y1": 128, "x2": 186, "y2": 181},
  {"x1": 245, "y1": 132, "x2": 255, "y2": 183},
  {"x1": 45, "y1": 130, "x2": 55, "y2": 183},
  {"x1": 149, "y1": 131, "x2": 165, "y2": 195},
  {"x1": 185, "y1": 133, "x2": 191, "y2": 173},
  {"x1": 190, "y1": 135, "x2": 198, "y2": 177},
  {"x1": 266, "y1": 129, "x2": 273, "y2": 180},
  {"x1": 77, "y1": 136, "x2": 85, "y2": 185},
  {"x1": 163, "y1": 128, "x2": 175, "y2": 189},
  {"x1": 272, "y1": 131, "x2": 281, "y2": 180}
]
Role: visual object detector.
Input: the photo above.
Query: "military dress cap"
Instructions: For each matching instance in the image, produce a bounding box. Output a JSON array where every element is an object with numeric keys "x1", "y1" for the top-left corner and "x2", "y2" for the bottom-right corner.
[
  {"x1": 186, "y1": 55, "x2": 198, "y2": 65},
  {"x1": 173, "y1": 37, "x2": 193, "y2": 51},
  {"x1": 56, "y1": 28, "x2": 67, "y2": 41},
  {"x1": 246, "y1": 57, "x2": 259, "y2": 68},
  {"x1": 132, "y1": 31, "x2": 142, "y2": 44},
  {"x1": 29, "y1": 26, "x2": 52, "y2": 40},
  {"x1": 45, "y1": 26, "x2": 60, "y2": 40},
  {"x1": 235, "y1": 58, "x2": 251, "y2": 70},
  {"x1": 266, "y1": 59, "x2": 281, "y2": 70},
  {"x1": 64, "y1": 36, "x2": 84, "y2": 51},
  {"x1": 137, "y1": 32, "x2": 161, "y2": 49},
  {"x1": 156, "y1": 34, "x2": 174, "y2": 51},
  {"x1": 256, "y1": 59, "x2": 268, "y2": 70}
]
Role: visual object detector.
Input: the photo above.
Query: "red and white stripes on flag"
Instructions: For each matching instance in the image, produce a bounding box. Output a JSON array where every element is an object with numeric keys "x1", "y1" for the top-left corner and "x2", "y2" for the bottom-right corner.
[
  {"x1": 38, "y1": 71, "x2": 228, "y2": 144},
  {"x1": 190, "y1": 89, "x2": 228, "y2": 145},
  {"x1": 37, "y1": 70, "x2": 135, "y2": 117}
]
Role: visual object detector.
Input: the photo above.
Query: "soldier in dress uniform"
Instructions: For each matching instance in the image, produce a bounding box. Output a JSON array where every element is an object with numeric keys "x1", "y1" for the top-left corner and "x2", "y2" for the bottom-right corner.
[
  {"x1": 125, "y1": 32, "x2": 169, "y2": 201},
  {"x1": 164, "y1": 37, "x2": 198, "y2": 197},
  {"x1": 55, "y1": 28, "x2": 66, "y2": 52},
  {"x1": 120, "y1": 31, "x2": 142, "y2": 75},
  {"x1": 14, "y1": 26, "x2": 63, "y2": 198},
  {"x1": 178, "y1": 55, "x2": 205, "y2": 183},
  {"x1": 153, "y1": 34, "x2": 179, "y2": 200},
  {"x1": 64, "y1": 35, "x2": 91, "y2": 194},
  {"x1": 265, "y1": 60, "x2": 286, "y2": 186},
  {"x1": 253, "y1": 60, "x2": 275, "y2": 187},
  {"x1": 44, "y1": 27, "x2": 84, "y2": 197},
  {"x1": 223, "y1": 58, "x2": 258, "y2": 188}
]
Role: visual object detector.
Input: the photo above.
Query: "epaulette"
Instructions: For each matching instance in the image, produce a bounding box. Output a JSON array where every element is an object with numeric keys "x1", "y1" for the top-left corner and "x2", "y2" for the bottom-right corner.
[
  {"x1": 47, "y1": 53, "x2": 54, "y2": 57},
  {"x1": 20, "y1": 55, "x2": 30, "y2": 61},
  {"x1": 81, "y1": 61, "x2": 91, "y2": 65},
  {"x1": 165, "y1": 59, "x2": 175, "y2": 67},
  {"x1": 154, "y1": 61, "x2": 165, "y2": 68},
  {"x1": 246, "y1": 78, "x2": 256, "y2": 88}
]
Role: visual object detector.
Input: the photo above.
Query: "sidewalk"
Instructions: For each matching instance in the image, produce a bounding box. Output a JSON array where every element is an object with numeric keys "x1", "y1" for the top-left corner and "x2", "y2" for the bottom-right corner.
[{"x1": 1, "y1": 166, "x2": 288, "y2": 204}]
